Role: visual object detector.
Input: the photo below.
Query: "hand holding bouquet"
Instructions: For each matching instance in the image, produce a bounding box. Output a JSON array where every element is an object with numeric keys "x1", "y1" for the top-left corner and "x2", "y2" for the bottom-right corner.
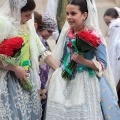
[
  {"x1": 62, "y1": 30, "x2": 101, "y2": 80},
  {"x1": 0, "y1": 37, "x2": 33, "y2": 91}
]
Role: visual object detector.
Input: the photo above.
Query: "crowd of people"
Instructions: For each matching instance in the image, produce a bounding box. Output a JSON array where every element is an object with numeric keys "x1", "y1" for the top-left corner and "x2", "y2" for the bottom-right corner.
[{"x1": 0, "y1": 0, "x2": 120, "y2": 120}]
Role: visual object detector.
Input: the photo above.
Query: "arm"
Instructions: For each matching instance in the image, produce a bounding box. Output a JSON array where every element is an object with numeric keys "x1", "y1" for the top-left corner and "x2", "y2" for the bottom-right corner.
[
  {"x1": 36, "y1": 34, "x2": 59, "y2": 70},
  {"x1": 0, "y1": 61, "x2": 28, "y2": 84},
  {"x1": 39, "y1": 50, "x2": 59, "y2": 70},
  {"x1": 71, "y1": 52, "x2": 98, "y2": 71},
  {"x1": 44, "y1": 55, "x2": 59, "y2": 70},
  {"x1": 0, "y1": 61, "x2": 16, "y2": 71},
  {"x1": 71, "y1": 44, "x2": 107, "y2": 75}
]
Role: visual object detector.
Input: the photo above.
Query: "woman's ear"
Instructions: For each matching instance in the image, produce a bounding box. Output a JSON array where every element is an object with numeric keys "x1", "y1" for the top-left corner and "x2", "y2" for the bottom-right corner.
[
  {"x1": 83, "y1": 12, "x2": 88, "y2": 20},
  {"x1": 34, "y1": 23, "x2": 38, "y2": 30}
]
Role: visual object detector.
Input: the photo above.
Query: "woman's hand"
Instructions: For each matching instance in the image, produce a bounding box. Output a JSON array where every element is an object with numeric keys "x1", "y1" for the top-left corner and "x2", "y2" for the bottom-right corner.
[
  {"x1": 0, "y1": 62, "x2": 29, "y2": 84},
  {"x1": 12, "y1": 66, "x2": 28, "y2": 84},
  {"x1": 71, "y1": 52, "x2": 99, "y2": 71},
  {"x1": 71, "y1": 52, "x2": 86, "y2": 64}
]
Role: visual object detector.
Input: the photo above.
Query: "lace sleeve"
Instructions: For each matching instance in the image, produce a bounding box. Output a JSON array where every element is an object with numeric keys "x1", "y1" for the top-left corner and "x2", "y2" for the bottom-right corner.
[
  {"x1": 41, "y1": 50, "x2": 52, "y2": 61},
  {"x1": 92, "y1": 59, "x2": 104, "y2": 77},
  {"x1": 38, "y1": 50, "x2": 52, "y2": 65},
  {"x1": 36, "y1": 34, "x2": 52, "y2": 62},
  {"x1": 36, "y1": 34, "x2": 46, "y2": 55},
  {"x1": 93, "y1": 44, "x2": 107, "y2": 77}
]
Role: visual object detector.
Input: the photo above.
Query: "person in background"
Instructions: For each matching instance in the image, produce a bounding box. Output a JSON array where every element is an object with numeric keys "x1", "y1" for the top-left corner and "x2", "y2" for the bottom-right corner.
[
  {"x1": 34, "y1": 11, "x2": 57, "y2": 120},
  {"x1": 0, "y1": 0, "x2": 58, "y2": 119},
  {"x1": 103, "y1": 7, "x2": 120, "y2": 106},
  {"x1": 104, "y1": 8, "x2": 119, "y2": 27}
]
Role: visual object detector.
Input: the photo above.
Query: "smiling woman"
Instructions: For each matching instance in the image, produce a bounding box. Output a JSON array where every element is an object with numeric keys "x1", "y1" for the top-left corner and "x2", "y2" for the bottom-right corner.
[{"x1": 45, "y1": 0, "x2": 120, "y2": 119}]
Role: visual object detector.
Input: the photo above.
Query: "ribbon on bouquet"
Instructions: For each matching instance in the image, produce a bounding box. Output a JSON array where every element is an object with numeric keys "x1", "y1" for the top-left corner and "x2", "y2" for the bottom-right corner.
[
  {"x1": 63, "y1": 53, "x2": 72, "y2": 75},
  {"x1": 22, "y1": 60, "x2": 31, "y2": 68},
  {"x1": 21, "y1": 60, "x2": 33, "y2": 91},
  {"x1": 63, "y1": 39, "x2": 95, "y2": 77}
]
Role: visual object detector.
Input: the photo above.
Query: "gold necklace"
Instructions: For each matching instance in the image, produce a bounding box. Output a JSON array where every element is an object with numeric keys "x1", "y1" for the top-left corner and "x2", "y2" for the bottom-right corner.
[
  {"x1": 74, "y1": 25, "x2": 85, "y2": 34},
  {"x1": 18, "y1": 24, "x2": 29, "y2": 36}
]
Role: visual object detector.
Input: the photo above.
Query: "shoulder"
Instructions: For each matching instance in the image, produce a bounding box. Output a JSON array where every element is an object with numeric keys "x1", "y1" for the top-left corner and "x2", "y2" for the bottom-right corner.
[
  {"x1": 0, "y1": 15, "x2": 17, "y2": 42},
  {"x1": 0, "y1": 16, "x2": 8, "y2": 30},
  {"x1": 0, "y1": 15, "x2": 13, "y2": 26}
]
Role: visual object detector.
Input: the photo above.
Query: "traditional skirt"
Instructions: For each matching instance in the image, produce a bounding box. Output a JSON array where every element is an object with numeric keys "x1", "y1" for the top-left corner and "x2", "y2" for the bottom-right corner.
[{"x1": 0, "y1": 69, "x2": 41, "y2": 120}]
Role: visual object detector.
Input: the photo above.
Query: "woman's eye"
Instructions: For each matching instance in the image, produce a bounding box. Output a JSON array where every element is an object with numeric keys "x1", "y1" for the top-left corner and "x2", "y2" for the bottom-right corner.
[
  {"x1": 66, "y1": 12, "x2": 76, "y2": 16},
  {"x1": 66, "y1": 12, "x2": 69, "y2": 15},
  {"x1": 71, "y1": 12, "x2": 76, "y2": 16}
]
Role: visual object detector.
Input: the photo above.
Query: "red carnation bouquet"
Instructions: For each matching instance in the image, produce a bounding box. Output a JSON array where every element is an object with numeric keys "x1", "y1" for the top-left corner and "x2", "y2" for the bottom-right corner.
[
  {"x1": 0, "y1": 37, "x2": 24, "y2": 65},
  {"x1": 62, "y1": 30, "x2": 101, "y2": 80},
  {"x1": 0, "y1": 37, "x2": 32, "y2": 91}
]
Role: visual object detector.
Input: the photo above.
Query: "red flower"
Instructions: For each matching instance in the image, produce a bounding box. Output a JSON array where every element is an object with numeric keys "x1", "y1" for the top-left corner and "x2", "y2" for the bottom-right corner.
[
  {"x1": 67, "y1": 28, "x2": 75, "y2": 40},
  {"x1": 0, "y1": 37, "x2": 24, "y2": 56},
  {"x1": 67, "y1": 41, "x2": 73, "y2": 49},
  {"x1": 77, "y1": 30, "x2": 102, "y2": 48}
]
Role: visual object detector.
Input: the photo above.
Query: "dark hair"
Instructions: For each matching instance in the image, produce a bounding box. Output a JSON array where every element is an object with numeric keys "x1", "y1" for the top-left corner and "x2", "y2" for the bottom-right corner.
[
  {"x1": 104, "y1": 8, "x2": 119, "y2": 18},
  {"x1": 68, "y1": 0, "x2": 88, "y2": 14},
  {"x1": 34, "y1": 11, "x2": 44, "y2": 31},
  {"x1": 21, "y1": 0, "x2": 36, "y2": 12}
]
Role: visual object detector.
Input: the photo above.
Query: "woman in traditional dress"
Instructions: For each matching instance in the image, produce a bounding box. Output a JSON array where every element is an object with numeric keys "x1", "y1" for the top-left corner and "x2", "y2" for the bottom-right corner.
[
  {"x1": 46, "y1": 0, "x2": 120, "y2": 119},
  {"x1": 0, "y1": 0, "x2": 58, "y2": 119}
]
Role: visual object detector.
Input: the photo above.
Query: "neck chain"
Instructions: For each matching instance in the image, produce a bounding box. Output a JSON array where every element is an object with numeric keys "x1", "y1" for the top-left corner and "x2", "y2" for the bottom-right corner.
[
  {"x1": 18, "y1": 24, "x2": 29, "y2": 36},
  {"x1": 74, "y1": 25, "x2": 85, "y2": 34}
]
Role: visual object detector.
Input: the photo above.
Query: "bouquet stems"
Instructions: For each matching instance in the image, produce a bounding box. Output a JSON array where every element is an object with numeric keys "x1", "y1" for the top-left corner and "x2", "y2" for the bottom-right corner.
[
  {"x1": 21, "y1": 76, "x2": 33, "y2": 92},
  {"x1": 21, "y1": 60, "x2": 33, "y2": 91},
  {"x1": 61, "y1": 60, "x2": 76, "y2": 80}
]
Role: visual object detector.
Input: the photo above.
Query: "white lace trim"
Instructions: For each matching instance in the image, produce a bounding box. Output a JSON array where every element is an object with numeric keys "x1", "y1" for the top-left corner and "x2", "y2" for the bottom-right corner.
[
  {"x1": 46, "y1": 68, "x2": 103, "y2": 120},
  {"x1": 39, "y1": 50, "x2": 52, "y2": 65},
  {"x1": 0, "y1": 16, "x2": 17, "y2": 43},
  {"x1": 46, "y1": 102, "x2": 89, "y2": 120},
  {"x1": 41, "y1": 50, "x2": 51, "y2": 61},
  {"x1": 92, "y1": 59, "x2": 104, "y2": 77},
  {"x1": 27, "y1": 19, "x2": 46, "y2": 89},
  {"x1": 0, "y1": 71, "x2": 41, "y2": 120}
]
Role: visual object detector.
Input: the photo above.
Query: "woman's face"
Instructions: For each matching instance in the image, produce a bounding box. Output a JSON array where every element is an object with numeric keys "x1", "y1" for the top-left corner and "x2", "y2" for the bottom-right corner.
[
  {"x1": 104, "y1": 15, "x2": 116, "y2": 27},
  {"x1": 66, "y1": 4, "x2": 87, "y2": 31},
  {"x1": 40, "y1": 30, "x2": 53, "y2": 40},
  {"x1": 21, "y1": 10, "x2": 34, "y2": 24}
]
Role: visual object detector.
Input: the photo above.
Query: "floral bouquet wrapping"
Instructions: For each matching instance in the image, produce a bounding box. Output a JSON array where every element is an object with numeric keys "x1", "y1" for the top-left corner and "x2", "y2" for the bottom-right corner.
[
  {"x1": 62, "y1": 30, "x2": 101, "y2": 80},
  {"x1": 0, "y1": 37, "x2": 32, "y2": 91},
  {"x1": 0, "y1": 37, "x2": 23, "y2": 65}
]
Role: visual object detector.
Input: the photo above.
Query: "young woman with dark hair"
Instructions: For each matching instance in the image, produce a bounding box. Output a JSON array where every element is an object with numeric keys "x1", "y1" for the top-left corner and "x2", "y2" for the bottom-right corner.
[{"x1": 45, "y1": 0, "x2": 120, "y2": 119}]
